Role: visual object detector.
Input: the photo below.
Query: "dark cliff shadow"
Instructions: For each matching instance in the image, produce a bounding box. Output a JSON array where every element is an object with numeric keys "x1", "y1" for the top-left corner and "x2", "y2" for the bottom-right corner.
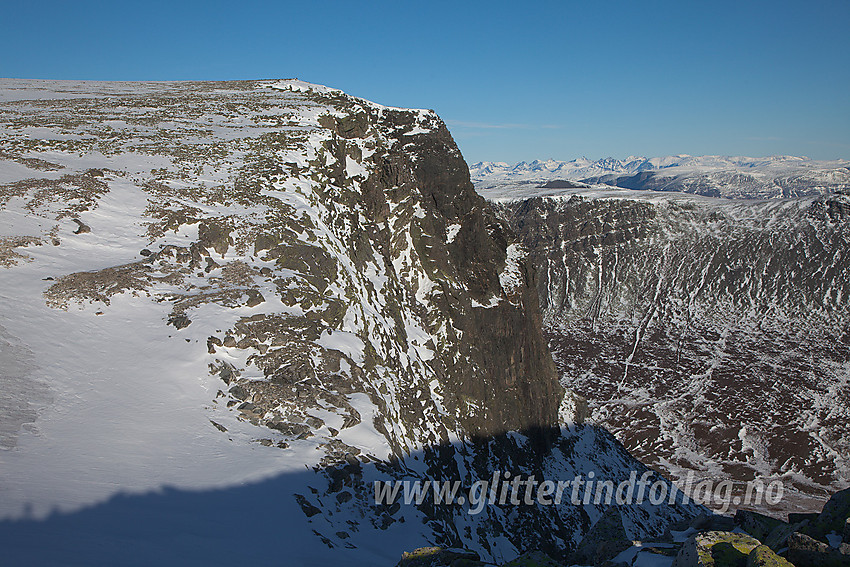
[
  {"x1": 0, "y1": 425, "x2": 700, "y2": 567},
  {"x1": 0, "y1": 467, "x2": 341, "y2": 567}
]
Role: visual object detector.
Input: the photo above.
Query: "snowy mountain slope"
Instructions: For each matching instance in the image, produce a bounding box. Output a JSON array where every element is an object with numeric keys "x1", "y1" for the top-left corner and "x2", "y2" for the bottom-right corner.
[
  {"x1": 493, "y1": 188, "x2": 850, "y2": 517},
  {"x1": 472, "y1": 155, "x2": 850, "y2": 199},
  {"x1": 0, "y1": 79, "x2": 698, "y2": 564}
]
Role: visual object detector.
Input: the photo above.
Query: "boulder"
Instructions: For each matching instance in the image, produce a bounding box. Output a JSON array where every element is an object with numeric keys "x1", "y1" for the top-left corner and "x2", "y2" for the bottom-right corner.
[
  {"x1": 805, "y1": 486, "x2": 850, "y2": 542},
  {"x1": 745, "y1": 545, "x2": 793, "y2": 567},
  {"x1": 691, "y1": 513, "x2": 736, "y2": 532},
  {"x1": 198, "y1": 220, "x2": 232, "y2": 255},
  {"x1": 245, "y1": 288, "x2": 265, "y2": 307},
  {"x1": 672, "y1": 531, "x2": 762, "y2": 567},
  {"x1": 734, "y1": 510, "x2": 785, "y2": 542},
  {"x1": 167, "y1": 312, "x2": 191, "y2": 329},
  {"x1": 396, "y1": 547, "x2": 484, "y2": 567},
  {"x1": 787, "y1": 513, "x2": 818, "y2": 524},
  {"x1": 764, "y1": 519, "x2": 809, "y2": 551},
  {"x1": 569, "y1": 506, "x2": 632, "y2": 566},
  {"x1": 785, "y1": 531, "x2": 850, "y2": 567},
  {"x1": 72, "y1": 218, "x2": 91, "y2": 234}
]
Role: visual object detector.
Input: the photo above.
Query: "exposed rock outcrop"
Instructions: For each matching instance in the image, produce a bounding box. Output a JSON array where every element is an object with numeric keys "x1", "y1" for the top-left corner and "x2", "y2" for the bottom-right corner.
[
  {"x1": 785, "y1": 532, "x2": 850, "y2": 567},
  {"x1": 672, "y1": 531, "x2": 763, "y2": 567},
  {"x1": 746, "y1": 545, "x2": 793, "y2": 567},
  {"x1": 396, "y1": 547, "x2": 484, "y2": 567}
]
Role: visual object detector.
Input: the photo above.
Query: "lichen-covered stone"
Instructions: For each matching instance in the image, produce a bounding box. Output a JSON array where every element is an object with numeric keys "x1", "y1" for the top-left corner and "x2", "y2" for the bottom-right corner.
[
  {"x1": 396, "y1": 546, "x2": 484, "y2": 567},
  {"x1": 745, "y1": 545, "x2": 793, "y2": 567},
  {"x1": 672, "y1": 531, "x2": 762, "y2": 567}
]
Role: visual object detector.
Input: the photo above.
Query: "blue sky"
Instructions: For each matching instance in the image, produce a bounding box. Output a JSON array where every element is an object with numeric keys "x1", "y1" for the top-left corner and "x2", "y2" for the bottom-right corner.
[{"x1": 2, "y1": 0, "x2": 848, "y2": 163}]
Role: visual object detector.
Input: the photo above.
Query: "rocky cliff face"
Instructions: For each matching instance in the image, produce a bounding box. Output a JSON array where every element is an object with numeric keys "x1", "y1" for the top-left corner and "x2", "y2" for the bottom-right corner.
[
  {"x1": 0, "y1": 79, "x2": 696, "y2": 564},
  {"x1": 497, "y1": 190, "x2": 850, "y2": 515}
]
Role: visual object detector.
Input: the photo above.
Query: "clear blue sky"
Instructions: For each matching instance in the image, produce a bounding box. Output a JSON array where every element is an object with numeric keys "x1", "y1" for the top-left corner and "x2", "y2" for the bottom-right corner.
[{"x1": 2, "y1": 0, "x2": 848, "y2": 163}]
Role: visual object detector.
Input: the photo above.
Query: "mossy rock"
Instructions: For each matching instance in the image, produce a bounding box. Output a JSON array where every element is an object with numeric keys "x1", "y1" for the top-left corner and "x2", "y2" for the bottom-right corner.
[
  {"x1": 672, "y1": 531, "x2": 762, "y2": 567},
  {"x1": 745, "y1": 545, "x2": 793, "y2": 567},
  {"x1": 710, "y1": 541, "x2": 749, "y2": 566},
  {"x1": 396, "y1": 547, "x2": 484, "y2": 567}
]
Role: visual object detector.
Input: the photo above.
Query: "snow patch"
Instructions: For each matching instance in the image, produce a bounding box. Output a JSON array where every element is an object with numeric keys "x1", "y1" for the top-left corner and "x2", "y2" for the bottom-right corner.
[
  {"x1": 445, "y1": 223, "x2": 461, "y2": 244},
  {"x1": 499, "y1": 243, "x2": 525, "y2": 295}
]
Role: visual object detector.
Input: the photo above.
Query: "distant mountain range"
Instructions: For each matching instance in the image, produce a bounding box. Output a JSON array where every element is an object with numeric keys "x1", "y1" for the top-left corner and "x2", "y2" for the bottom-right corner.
[{"x1": 471, "y1": 155, "x2": 850, "y2": 199}]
